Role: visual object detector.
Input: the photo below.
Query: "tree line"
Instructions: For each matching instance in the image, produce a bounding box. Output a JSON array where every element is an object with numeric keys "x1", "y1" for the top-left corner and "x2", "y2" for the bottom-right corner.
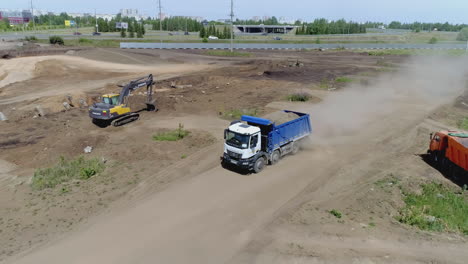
[
  {"x1": 199, "y1": 25, "x2": 232, "y2": 39},
  {"x1": 150, "y1": 17, "x2": 202, "y2": 32},
  {"x1": 388, "y1": 21, "x2": 468, "y2": 32},
  {"x1": 296, "y1": 19, "x2": 366, "y2": 35}
]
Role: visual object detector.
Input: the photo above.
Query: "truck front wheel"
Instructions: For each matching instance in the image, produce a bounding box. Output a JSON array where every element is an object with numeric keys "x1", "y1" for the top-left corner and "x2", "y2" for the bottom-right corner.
[{"x1": 253, "y1": 157, "x2": 266, "y2": 173}]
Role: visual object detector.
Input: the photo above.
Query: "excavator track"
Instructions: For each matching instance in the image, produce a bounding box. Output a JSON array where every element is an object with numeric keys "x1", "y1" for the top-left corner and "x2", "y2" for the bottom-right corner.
[{"x1": 111, "y1": 113, "x2": 140, "y2": 127}]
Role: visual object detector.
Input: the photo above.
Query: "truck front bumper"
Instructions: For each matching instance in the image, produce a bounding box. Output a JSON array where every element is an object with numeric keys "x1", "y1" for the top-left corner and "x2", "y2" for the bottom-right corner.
[{"x1": 221, "y1": 153, "x2": 255, "y2": 170}]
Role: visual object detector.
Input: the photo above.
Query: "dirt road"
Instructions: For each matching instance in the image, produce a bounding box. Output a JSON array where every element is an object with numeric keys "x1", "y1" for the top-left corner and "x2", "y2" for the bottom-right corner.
[{"x1": 9, "y1": 56, "x2": 468, "y2": 263}]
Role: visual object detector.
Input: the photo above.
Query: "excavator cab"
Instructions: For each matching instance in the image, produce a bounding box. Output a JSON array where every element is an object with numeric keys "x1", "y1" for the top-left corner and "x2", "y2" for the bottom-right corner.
[{"x1": 101, "y1": 94, "x2": 120, "y2": 105}]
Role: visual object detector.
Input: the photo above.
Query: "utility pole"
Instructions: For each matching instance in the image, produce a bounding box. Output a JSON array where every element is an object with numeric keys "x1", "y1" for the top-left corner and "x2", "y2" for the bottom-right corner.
[
  {"x1": 95, "y1": 9, "x2": 98, "y2": 33},
  {"x1": 158, "y1": 0, "x2": 163, "y2": 45},
  {"x1": 230, "y1": 0, "x2": 234, "y2": 52},
  {"x1": 466, "y1": 39, "x2": 468, "y2": 55},
  {"x1": 30, "y1": 0, "x2": 36, "y2": 33},
  {"x1": 158, "y1": 0, "x2": 162, "y2": 32}
]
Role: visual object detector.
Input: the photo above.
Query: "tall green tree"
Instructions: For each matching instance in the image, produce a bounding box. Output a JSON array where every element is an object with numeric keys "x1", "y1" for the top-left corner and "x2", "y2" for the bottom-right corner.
[{"x1": 199, "y1": 26, "x2": 206, "y2": 38}]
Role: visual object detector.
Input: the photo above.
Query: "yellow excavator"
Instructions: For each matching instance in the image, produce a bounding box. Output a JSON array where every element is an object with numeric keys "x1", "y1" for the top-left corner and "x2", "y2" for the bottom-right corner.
[{"x1": 89, "y1": 74, "x2": 157, "y2": 127}]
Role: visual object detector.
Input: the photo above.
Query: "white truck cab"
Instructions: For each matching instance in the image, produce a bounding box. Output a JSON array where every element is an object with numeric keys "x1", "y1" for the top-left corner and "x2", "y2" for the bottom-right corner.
[{"x1": 224, "y1": 122, "x2": 261, "y2": 162}]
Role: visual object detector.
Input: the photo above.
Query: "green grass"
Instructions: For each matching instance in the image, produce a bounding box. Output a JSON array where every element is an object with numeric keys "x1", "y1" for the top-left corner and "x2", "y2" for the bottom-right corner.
[
  {"x1": 31, "y1": 156, "x2": 105, "y2": 190},
  {"x1": 329, "y1": 209, "x2": 342, "y2": 219},
  {"x1": 78, "y1": 38, "x2": 92, "y2": 44},
  {"x1": 335, "y1": 77, "x2": 354, "y2": 83},
  {"x1": 152, "y1": 124, "x2": 190, "y2": 141},
  {"x1": 205, "y1": 50, "x2": 252, "y2": 57},
  {"x1": 398, "y1": 182, "x2": 468, "y2": 235},
  {"x1": 222, "y1": 108, "x2": 258, "y2": 120},
  {"x1": 287, "y1": 93, "x2": 310, "y2": 102},
  {"x1": 457, "y1": 118, "x2": 468, "y2": 130}
]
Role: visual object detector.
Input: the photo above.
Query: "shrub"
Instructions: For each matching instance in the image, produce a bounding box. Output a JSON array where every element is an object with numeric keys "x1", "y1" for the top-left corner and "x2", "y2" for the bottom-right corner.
[
  {"x1": 153, "y1": 123, "x2": 190, "y2": 141},
  {"x1": 330, "y1": 209, "x2": 342, "y2": 219},
  {"x1": 287, "y1": 93, "x2": 310, "y2": 102},
  {"x1": 457, "y1": 27, "x2": 468, "y2": 41},
  {"x1": 31, "y1": 156, "x2": 105, "y2": 190},
  {"x1": 49, "y1": 35, "x2": 64, "y2": 45},
  {"x1": 429, "y1": 37, "x2": 438, "y2": 44},
  {"x1": 202, "y1": 37, "x2": 208, "y2": 43}
]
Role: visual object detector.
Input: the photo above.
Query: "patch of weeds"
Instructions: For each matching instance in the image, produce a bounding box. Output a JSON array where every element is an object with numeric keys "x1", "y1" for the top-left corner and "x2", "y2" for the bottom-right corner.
[
  {"x1": 377, "y1": 67, "x2": 398, "y2": 73},
  {"x1": 457, "y1": 118, "x2": 468, "y2": 130},
  {"x1": 31, "y1": 156, "x2": 105, "y2": 190},
  {"x1": 152, "y1": 123, "x2": 190, "y2": 141},
  {"x1": 222, "y1": 108, "x2": 258, "y2": 120},
  {"x1": 181, "y1": 154, "x2": 187, "y2": 159},
  {"x1": 319, "y1": 78, "x2": 331, "y2": 89},
  {"x1": 329, "y1": 209, "x2": 342, "y2": 219},
  {"x1": 369, "y1": 222, "x2": 376, "y2": 227},
  {"x1": 287, "y1": 93, "x2": 310, "y2": 102},
  {"x1": 376, "y1": 59, "x2": 394, "y2": 67},
  {"x1": 24, "y1": 36, "x2": 38, "y2": 42},
  {"x1": 205, "y1": 50, "x2": 251, "y2": 57},
  {"x1": 335, "y1": 77, "x2": 354, "y2": 83},
  {"x1": 359, "y1": 71, "x2": 378, "y2": 77},
  {"x1": 374, "y1": 174, "x2": 400, "y2": 189},
  {"x1": 398, "y1": 182, "x2": 468, "y2": 235}
]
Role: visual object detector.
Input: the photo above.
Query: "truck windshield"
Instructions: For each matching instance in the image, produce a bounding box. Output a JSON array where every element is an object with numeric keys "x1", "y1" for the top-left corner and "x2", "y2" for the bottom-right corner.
[{"x1": 225, "y1": 131, "x2": 250, "y2": 149}]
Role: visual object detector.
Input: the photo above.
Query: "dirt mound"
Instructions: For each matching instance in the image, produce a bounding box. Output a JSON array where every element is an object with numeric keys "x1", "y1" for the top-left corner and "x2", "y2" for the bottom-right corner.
[{"x1": 263, "y1": 111, "x2": 299, "y2": 125}]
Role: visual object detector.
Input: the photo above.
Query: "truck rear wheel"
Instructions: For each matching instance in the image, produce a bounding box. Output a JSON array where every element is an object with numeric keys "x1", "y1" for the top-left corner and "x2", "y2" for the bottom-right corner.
[
  {"x1": 253, "y1": 157, "x2": 265, "y2": 173},
  {"x1": 270, "y1": 150, "x2": 280, "y2": 165},
  {"x1": 291, "y1": 141, "x2": 300, "y2": 155}
]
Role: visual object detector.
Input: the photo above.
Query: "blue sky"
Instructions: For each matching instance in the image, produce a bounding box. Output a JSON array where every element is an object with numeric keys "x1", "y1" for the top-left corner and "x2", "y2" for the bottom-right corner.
[{"x1": 3, "y1": 0, "x2": 468, "y2": 23}]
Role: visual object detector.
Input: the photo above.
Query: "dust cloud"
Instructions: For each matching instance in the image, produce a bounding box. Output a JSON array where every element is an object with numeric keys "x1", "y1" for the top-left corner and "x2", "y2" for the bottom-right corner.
[{"x1": 304, "y1": 56, "x2": 468, "y2": 146}]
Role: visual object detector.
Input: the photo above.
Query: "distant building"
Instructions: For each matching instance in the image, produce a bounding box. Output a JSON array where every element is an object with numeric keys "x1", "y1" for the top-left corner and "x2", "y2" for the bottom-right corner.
[
  {"x1": 251, "y1": 16, "x2": 261, "y2": 22},
  {"x1": 217, "y1": 19, "x2": 231, "y2": 23},
  {"x1": 0, "y1": 9, "x2": 31, "y2": 25},
  {"x1": 120, "y1": 9, "x2": 138, "y2": 18},
  {"x1": 172, "y1": 15, "x2": 204, "y2": 22}
]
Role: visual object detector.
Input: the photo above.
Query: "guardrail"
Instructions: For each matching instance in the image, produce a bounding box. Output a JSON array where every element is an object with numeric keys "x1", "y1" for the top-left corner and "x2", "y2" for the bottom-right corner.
[{"x1": 120, "y1": 42, "x2": 467, "y2": 50}]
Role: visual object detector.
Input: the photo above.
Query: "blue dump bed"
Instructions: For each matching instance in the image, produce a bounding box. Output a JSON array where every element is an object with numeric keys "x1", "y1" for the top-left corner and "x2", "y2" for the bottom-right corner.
[{"x1": 242, "y1": 110, "x2": 312, "y2": 153}]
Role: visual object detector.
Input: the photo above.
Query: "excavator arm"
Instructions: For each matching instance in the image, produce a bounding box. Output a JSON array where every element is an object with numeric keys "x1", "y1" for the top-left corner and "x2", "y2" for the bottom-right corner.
[{"x1": 118, "y1": 74, "x2": 156, "y2": 111}]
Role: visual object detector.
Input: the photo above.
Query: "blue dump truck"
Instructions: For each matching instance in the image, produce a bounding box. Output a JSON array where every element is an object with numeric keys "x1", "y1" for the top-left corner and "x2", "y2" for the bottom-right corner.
[{"x1": 221, "y1": 110, "x2": 312, "y2": 173}]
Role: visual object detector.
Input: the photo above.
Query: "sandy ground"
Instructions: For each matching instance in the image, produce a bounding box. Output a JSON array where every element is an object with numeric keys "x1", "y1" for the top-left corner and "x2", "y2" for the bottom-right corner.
[{"x1": 1, "y1": 48, "x2": 468, "y2": 263}]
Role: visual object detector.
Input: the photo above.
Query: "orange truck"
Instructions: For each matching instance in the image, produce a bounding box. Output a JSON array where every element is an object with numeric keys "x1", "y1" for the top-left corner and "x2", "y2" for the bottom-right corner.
[{"x1": 428, "y1": 131, "x2": 468, "y2": 178}]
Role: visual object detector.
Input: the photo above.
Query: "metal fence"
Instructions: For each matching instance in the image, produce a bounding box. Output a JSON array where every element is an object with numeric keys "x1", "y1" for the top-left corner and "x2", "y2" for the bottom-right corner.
[{"x1": 120, "y1": 42, "x2": 467, "y2": 50}]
